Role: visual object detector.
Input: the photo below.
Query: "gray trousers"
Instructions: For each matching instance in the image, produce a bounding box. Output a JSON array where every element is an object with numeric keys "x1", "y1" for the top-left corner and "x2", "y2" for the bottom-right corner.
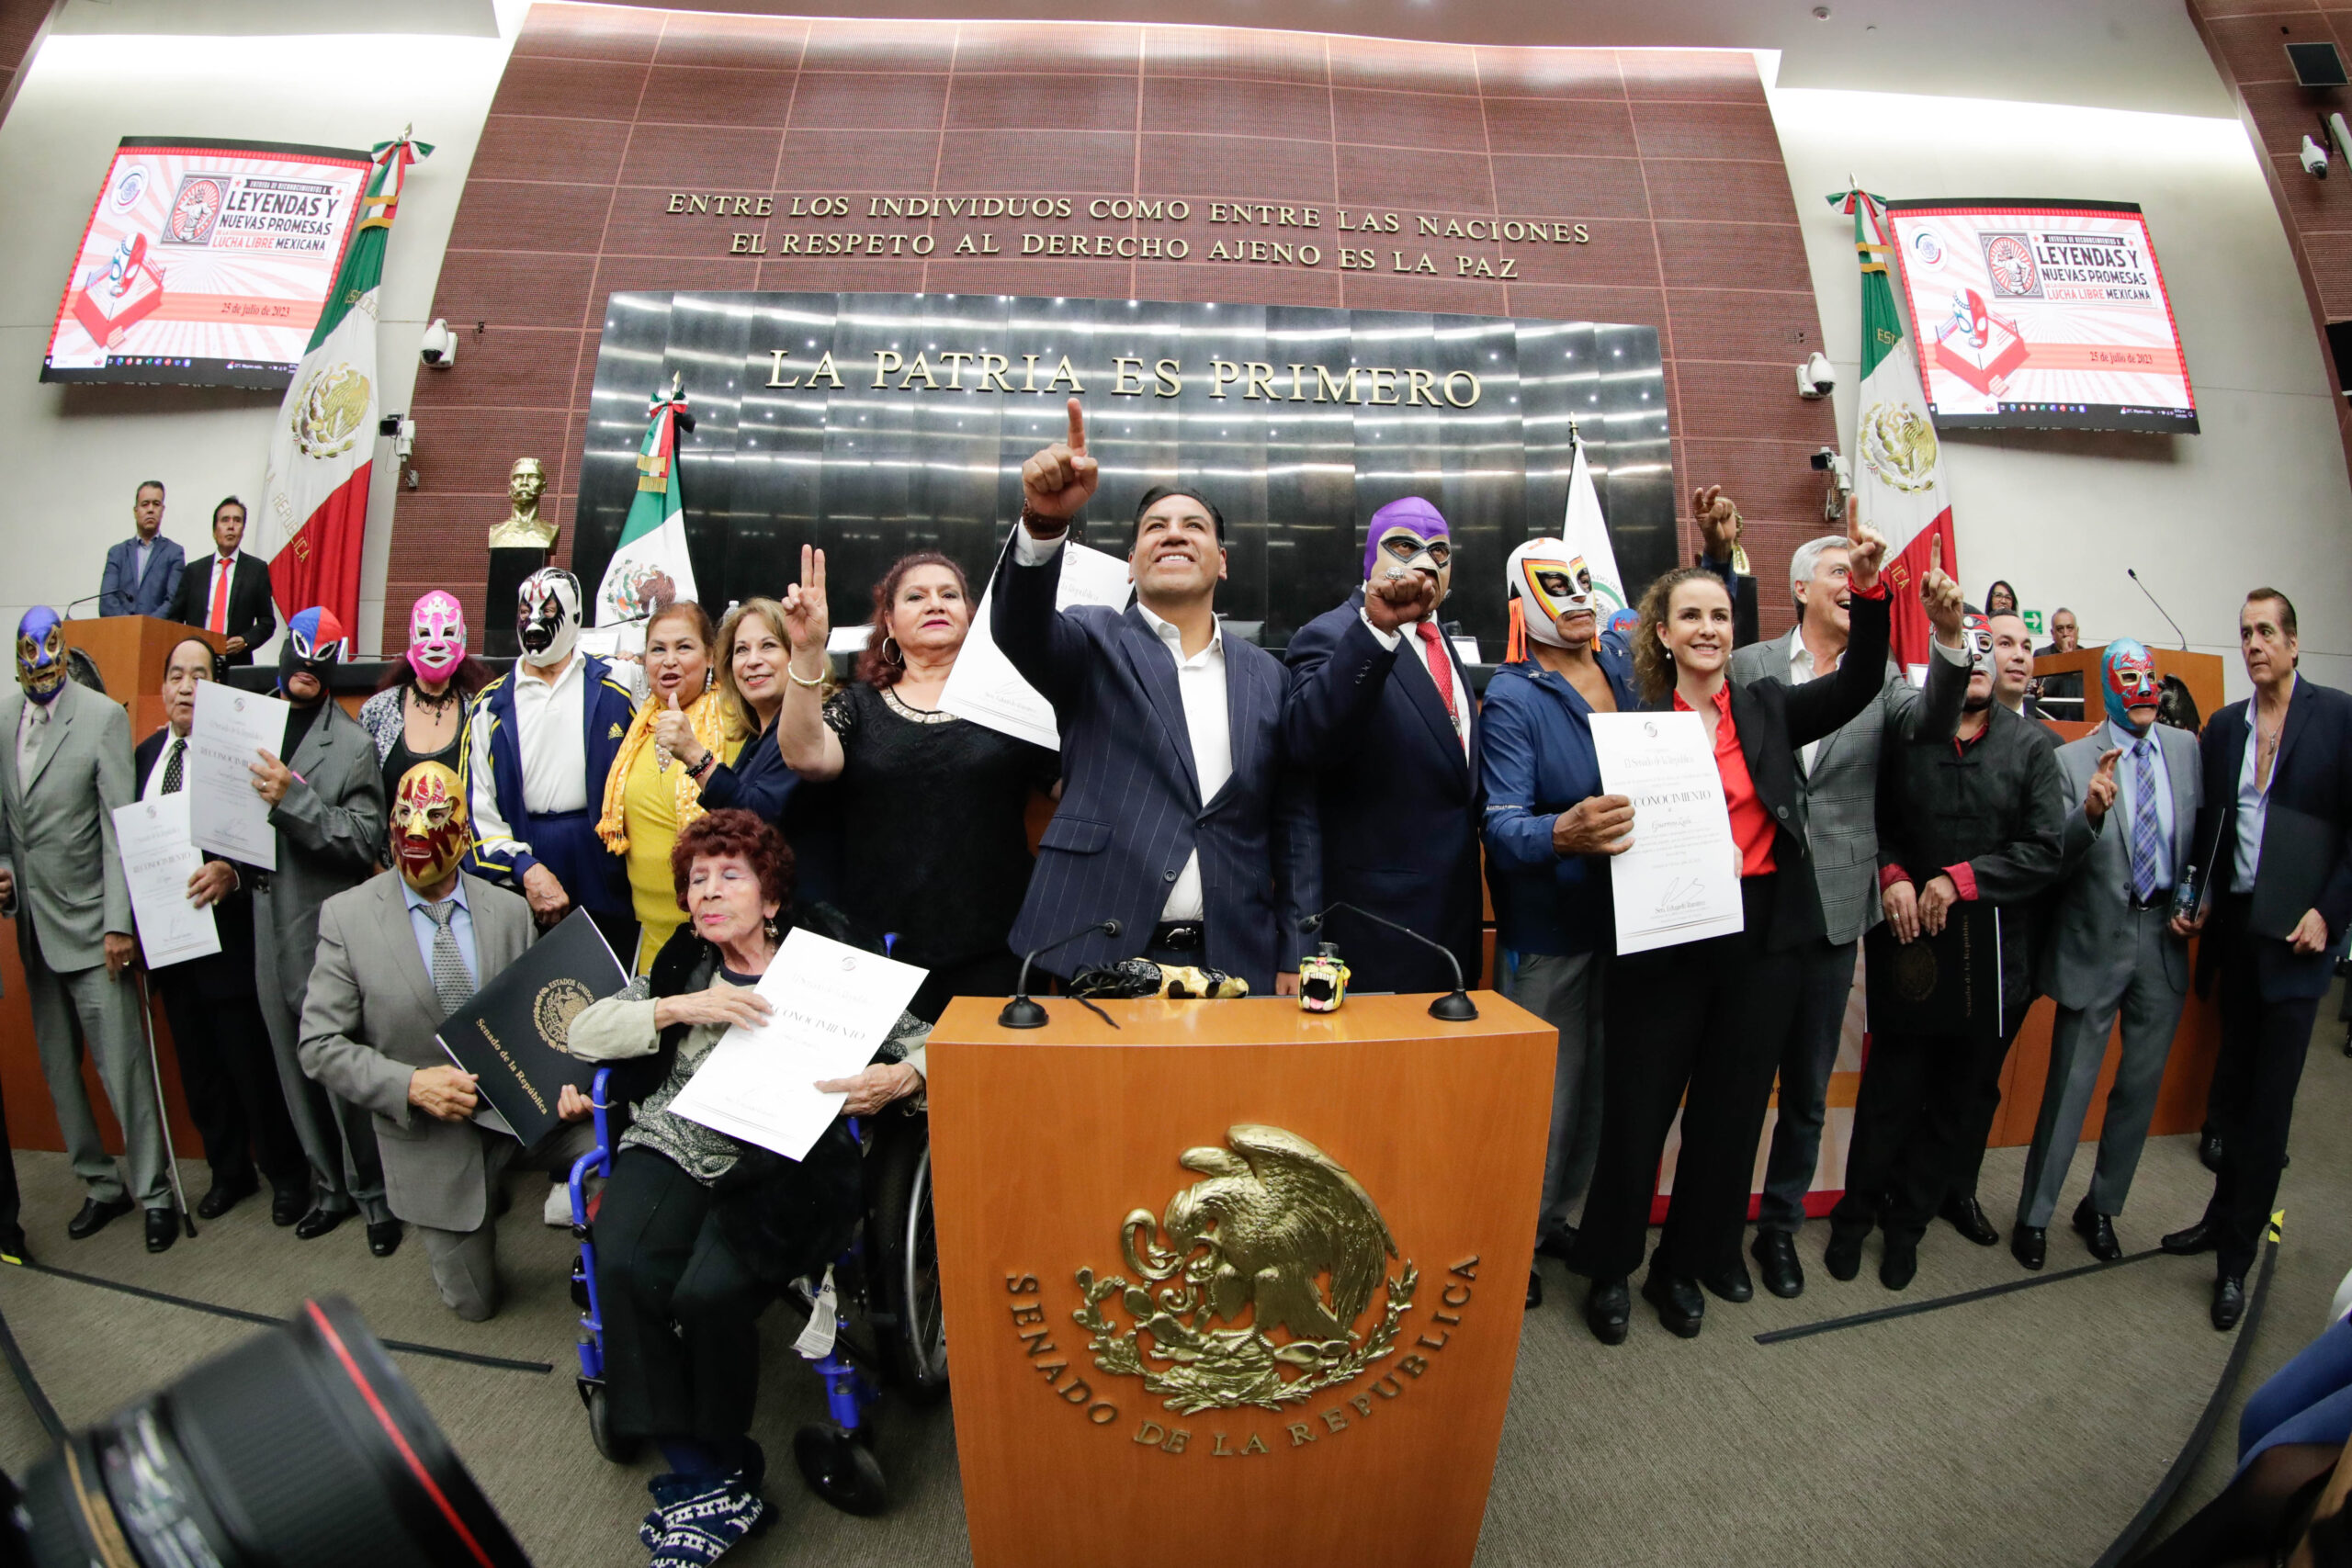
[
  {"x1": 255, "y1": 949, "x2": 390, "y2": 1224},
  {"x1": 2016, "y1": 905, "x2": 2187, "y2": 1230},
  {"x1": 1757, "y1": 937, "x2": 1860, "y2": 1233},
  {"x1": 1503, "y1": 949, "x2": 1606, "y2": 1244},
  {"x1": 22, "y1": 939, "x2": 167, "y2": 1209},
  {"x1": 415, "y1": 1121, "x2": 596, "y2": 1322}
]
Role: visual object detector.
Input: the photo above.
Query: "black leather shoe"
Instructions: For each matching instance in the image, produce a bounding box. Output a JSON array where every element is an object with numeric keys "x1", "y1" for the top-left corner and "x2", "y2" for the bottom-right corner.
[
  {"x1": 1880, "y1": 1238, "x2": 1918, "y2": 1291},
  {"x1": 2199, "y1": 1132, "x2": 2224, "y2": 1173},
  {"x1": 67, "y1": 1197, "x2": 132, "y2": 1240},
  {"x1": 1535, "y1": 1225, "x2": 1578, "y2": 1265},
  {"x1": 1641, "y1": 1269, "x2": 1704, "y2": 1338},
  {"x1": 293, "y1": 1205, "x2": 352, "y2": 1241},
  {"x1": 1824, "y1": 1224, "x2": 1866, "y2": 1281},
  {"x1": 1701, "y1": 1259, "x2": 1754, "y2": 1303},
  {"x1": 196, "y1": 1171, "x2": 258, "y2": 1221},
  {"x1": 144, "y1": 1208, "x2": 178, "y2": 1254},
  {"x1": 2011, "y1": 1225, "x2": 2047, "y2": 1270},
  {"x1": 1751, "y1": 1230, "x2": 1804, "y2": 1298},
  {"x1": 2212, "y1": 1274, "x2": 2247, "y2": 1331},
  {"x1": 1939, "y1": 1193, "x2": 2000, "y2": 1247},
  {"x1": 2162, "y1": 1219, "x2": 2219, "y2": 1256},
  {"x1": 1585, "y1": 1278, "x2": 1631, "y2": 1346},
  {"x1": 1526, "y1": 1269, "x2": 1543, "y2": 1310},
  {"x1": 2073, "y1": 1199, "x2": 2121, "y2": 1262},
  {"x1": 269, "y1": 1183, "x2": 308, "y2": 1227},
  {"x1": 367, "y1": 1220, "x2": 403, "y2": 1258}
]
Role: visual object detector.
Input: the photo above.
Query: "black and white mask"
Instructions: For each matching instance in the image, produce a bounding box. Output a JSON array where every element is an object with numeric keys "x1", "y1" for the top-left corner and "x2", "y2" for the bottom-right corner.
[{"x1": 517, "y1": 569, "x2": 581, "y2": 670}]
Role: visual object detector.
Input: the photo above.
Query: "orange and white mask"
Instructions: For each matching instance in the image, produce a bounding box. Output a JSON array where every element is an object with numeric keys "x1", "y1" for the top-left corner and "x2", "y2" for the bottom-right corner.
[
  {"x1": 391, "y1": 761, "x2": 469, "y2": 890},
  {"x1": 1506, "y1": 537, "x2": 1596, "y2": 651}
]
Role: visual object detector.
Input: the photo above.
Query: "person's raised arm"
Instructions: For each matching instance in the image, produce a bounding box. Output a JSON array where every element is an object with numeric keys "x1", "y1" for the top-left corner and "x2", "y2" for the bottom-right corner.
[
  {"x1": 776, "y1": 543, "x2": 844, "y2": 780},
  {"x1": 1783, "y1": 497, "x2": 1898, "y2": 749},
  {"x1": 994, "y1": 398, "x2": 1100, "y2": 707}
]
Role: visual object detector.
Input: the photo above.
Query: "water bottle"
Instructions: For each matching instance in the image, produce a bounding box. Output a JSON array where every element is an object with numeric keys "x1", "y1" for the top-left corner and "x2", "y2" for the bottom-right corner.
[{"x1": 2171, "y1": 865, "x2": 2199, "y2": 923}]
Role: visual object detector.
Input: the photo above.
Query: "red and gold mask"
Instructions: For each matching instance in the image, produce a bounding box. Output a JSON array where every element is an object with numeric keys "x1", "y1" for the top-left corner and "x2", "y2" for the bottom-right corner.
[{"x1": 391, "y1": 761, "x2": 469, "y2": 890}]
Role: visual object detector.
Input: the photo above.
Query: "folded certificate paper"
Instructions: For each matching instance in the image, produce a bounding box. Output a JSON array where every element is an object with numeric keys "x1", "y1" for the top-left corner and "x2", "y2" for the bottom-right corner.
[
  {"x1": 667, "y1": 927, "x2": 928, "y2": 1161},
  {"x1": 187, "y1": 680, "x2": 288, "y2": 870},
  {"x1": 435, "y1": 908, "x2": 629, "y2": 1152},
  {"x1": 113, "y1": 794, "x2": 219, "y2": 968},
  {"x1": 940, "y1": 534, "x2": 1131, "y2": 750},
  {"x1": 1589, "y1": 710, "x2": 1745, "y2": 955}
]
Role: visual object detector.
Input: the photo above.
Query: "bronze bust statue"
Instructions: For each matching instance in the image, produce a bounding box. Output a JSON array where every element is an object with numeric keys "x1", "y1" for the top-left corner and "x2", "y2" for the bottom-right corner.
[{"x1": 486, "y1": 457, "x2": 556, "y2": 550}]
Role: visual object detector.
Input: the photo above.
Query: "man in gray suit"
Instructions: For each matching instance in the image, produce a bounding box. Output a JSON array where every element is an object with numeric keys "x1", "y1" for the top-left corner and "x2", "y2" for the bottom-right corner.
[
  {"x1": 300, "y1": 761, "x2": 586, "y2": 1319},
  {"x1": 244, "y1": 608, "x2": 394, "y2": 1250},
  {"x1": 2013, "y1": 638, "x2": 2199, "y2": 1268},
  {"x1": 0, "y1": 607, "x2": 174, "y2": 1249},
  {"x1": 1727, "y1": 536, "x2": 1969, "y2": 1298}
]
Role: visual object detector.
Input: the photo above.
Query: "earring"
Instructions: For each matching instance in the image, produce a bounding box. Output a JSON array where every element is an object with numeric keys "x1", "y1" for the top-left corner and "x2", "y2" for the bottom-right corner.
[
  {"x1": 763, "y1": 916, "x2": 781, "y2": 943},
  {"x1": 882, "y1": 635, "x2": 905, "y2": 668},
  {"x1": 704, "y1": 668, "x2": 715, "y2": 693}
]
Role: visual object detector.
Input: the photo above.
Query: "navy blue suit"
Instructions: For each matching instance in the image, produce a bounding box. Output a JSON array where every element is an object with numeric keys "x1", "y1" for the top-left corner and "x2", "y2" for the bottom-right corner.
[
  {"x1": 989, "y1": 533, "x2": 1319, "y2": 994},
  {"x1": 1283, "y1": 591, "x2": 1481, "y2": 992},
  {"x1": 699, "y1": 715, "x2": 799, "y2": 826},
  {"x1": 99, "y1": 535, "x2": 184, "y2": 618}
]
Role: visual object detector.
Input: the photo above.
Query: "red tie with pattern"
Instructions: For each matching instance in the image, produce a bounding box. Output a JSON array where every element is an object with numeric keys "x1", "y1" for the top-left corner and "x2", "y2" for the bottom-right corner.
[
  {"x1": 1416, "y1": 620, "x2": 1458, "y2": 728},
  {"x1": 206, "y1": 557, "x2": 232, "y2": 634}
]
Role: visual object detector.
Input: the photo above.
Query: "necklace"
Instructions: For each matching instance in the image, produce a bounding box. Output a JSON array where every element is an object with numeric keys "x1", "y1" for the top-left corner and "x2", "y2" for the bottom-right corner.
[
  {"x1": 882, "y1": 686, "x2": 957, "y2": 725},
  {"x1": 409, "y1": 684, "x2": 457, "y2": 719}
]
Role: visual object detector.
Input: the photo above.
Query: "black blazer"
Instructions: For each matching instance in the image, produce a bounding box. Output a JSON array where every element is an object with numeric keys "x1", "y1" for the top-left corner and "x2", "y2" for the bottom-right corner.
[
  {"x1": 2192, "y1": 677, "x2": 2352, "y2": 1001},
  {"x1": 165, "y1": 552, "x2": 276, "y2": 665},
  {"x1": 133, "y1": 727, "x2": 259, "y2": 1001},
  {"x1": 1281, "y1": 591, "x2": 1482, "y2": 991},
  {"x1": 1664, "y1": 588, "x2": 1893, "y2": 953}
]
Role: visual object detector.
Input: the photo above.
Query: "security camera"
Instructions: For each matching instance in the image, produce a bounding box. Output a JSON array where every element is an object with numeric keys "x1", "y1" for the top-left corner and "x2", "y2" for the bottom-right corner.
[
  {"x1": 390, "y1": 417, "x2": 416, "y2": 459},
  {"x1": 1809, "y1": 445, "x2": 1838, "y2": 470},
  {"x1": 419, "y1": 319, "x2": 457, "y2": 367},
  {"x1": 1796, "y1": 351, "x2": 1835, "y2": 399},
  {"x1": 1811, "y1": 445, "x2": 1853, "y2": 519},
  {"x1": 2304, "y1": 134, "x2": 2330, "y2": 178}
]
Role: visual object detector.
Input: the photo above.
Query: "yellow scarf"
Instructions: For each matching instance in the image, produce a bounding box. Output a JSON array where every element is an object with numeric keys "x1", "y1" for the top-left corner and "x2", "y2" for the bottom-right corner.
[{"x1": 596, "y1": 686, "x2": 734, "y2": 853}]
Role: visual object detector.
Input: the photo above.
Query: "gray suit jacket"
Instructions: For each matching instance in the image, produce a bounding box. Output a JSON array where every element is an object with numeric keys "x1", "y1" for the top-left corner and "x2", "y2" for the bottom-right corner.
[
  {"x1": 251, "y1": 700, "x2": 386, "y2": 1012},
  {"x1": 1727, "y1": 629, "x2": 1968, "y2": 946},
  {"x1": 0, "y1": 682, "x2": 135, "y2": 972},
  {"x1": 299, "y1": 870, "x2": 535, "y2": 1232},
  {"x1": 2041, "y1": 723, "x2": 2200, "y2": 1010}
]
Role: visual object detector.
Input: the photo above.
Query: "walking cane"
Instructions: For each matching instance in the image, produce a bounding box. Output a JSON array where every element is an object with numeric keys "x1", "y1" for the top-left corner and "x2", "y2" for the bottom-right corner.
[{"x1": 131, "y1": 967, "x2": 198, "y2": 1239}]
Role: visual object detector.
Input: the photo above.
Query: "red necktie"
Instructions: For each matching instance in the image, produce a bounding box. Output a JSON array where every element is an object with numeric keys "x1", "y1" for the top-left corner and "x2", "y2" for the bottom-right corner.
[
  {"x1": 206, "y1": 557, "x2": 231, "y2": 634},
  {"x1": 1417, "y1": 620, "x2": 1459, "y2": 728}
]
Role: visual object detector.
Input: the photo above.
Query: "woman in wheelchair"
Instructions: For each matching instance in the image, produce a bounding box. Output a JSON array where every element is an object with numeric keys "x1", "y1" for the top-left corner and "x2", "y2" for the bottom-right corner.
[{"x1": 568, "y1": 807, "x2": 927, "y2": 1567}]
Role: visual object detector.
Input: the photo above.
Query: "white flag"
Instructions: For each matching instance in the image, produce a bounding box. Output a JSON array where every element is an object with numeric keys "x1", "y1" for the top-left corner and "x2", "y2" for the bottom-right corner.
[{"x1": 1562, "y1": 426, "x2": 1628, "y2": 617}]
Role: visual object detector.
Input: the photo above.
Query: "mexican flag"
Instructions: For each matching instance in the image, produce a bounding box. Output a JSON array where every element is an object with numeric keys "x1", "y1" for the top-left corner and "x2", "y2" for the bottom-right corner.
[
  {"x1": 595, "y1": 378, "x2": 699, "y2": 626},
  {"x1": 255, "y1": 130, "x2": 429, "y2": 631},
  {"x1": 1833, "y1": 187, "x2": 1954, "y2": 677},
  {"x1": 1562, "y1": 420, "x2": 1627, "y2": 618}
]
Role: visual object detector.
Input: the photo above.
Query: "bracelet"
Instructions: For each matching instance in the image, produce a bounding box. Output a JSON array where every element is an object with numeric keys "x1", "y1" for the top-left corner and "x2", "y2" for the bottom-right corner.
[
  {"x1": 687, "y1": 750, "x2": 717, "y2": 781},
  {"x1": 786, "y1": 663, "x2": 825, "y2": 689},
  {"x1": 1019, "y1": 502, "x2": 1072, "y2": 539}
]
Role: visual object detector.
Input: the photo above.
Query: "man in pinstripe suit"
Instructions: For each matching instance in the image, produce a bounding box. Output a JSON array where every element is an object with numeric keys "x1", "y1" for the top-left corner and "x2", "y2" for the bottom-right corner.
[{"x1": 990, "y1": 400, "x2": 1318, "y2": 996}]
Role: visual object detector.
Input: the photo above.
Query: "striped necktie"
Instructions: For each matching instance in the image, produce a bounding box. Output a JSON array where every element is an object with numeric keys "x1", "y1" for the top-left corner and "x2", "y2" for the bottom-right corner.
[
  {"x1": 421, "y1": 900, "x2": 474, "y2": 1015},
  {"x1": 2128, "y1": 738, "x2": 2164, "y2": 902}
]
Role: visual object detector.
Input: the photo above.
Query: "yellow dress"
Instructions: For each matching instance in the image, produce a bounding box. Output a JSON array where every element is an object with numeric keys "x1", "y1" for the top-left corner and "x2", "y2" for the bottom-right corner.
[{"x1": 620, "y1": 728, "x2": 744, "y2": 974}]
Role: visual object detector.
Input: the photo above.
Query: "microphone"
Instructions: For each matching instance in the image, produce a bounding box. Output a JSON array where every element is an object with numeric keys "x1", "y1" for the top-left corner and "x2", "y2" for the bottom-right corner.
[
  {"x1": 999, "y1": 917, "x2": 1122, "y2": 1029},
  {"x1": 2126, "y1": 569, "x2": 2188, "y2": 652},
  {"x1": 62, "y1": 593, "x2": 103, "y2": 617},
  {"x1": 1299, "y1": 902, "x2": 1478, "y2": 1021}
]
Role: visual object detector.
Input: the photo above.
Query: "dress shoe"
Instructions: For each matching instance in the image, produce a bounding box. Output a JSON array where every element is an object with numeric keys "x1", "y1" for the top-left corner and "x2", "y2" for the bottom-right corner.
[
  {"x1": 1880, "y1": 1238, "x2": 1918, "y2": 1291},
  {"x1": 2073, "y1": 1199, "x2": 2122, "y2": 1262},
  {"x1": 145, "y1": 1208, "x2": 179, "y2": 1254},
  {"x1": 1701, "y1": 1259, "x2": 1754, "y2": 1303},
  {"x1": 1526, "y1": 1269, "x2": 1543, "y2": 1310},
  {"x1": 1585, "y1": 1278, "x2": 1631, "y2": 1346},
  {"x1": 2162, "y1": 1219, "x2": 2219, "y2": 1256},
  {"x1": 1939, "y1": 1193, "x2": 2000, "y2": 1247},
  {"x1": 367, "y1": 1220, "x2": 403, "y2": 1258},
  {"x1": 67, "y1": 1196, "x2": 133, "y2": 1240},
  {"x1": 1641, "y1": 1269, "x2": 1705, "y2": 1338},
  {"x1": 1535, "y1": 1225, "x2": 1578, "y2": 1265},
  {"x1": 269, "y1": 1182, "x2": 309, "y2": 1227},
  {"x1": 2212, "y1": 1274, "x2": 2247, "y2": 1331},
  {"x1": 1751, "y1": 1230, "x2": 1805, "y2": 1298},
  {"x1": 2199, "y1": 1132, "x2": 2224, "y2": 1173},
  {"x1": 2011, "y1": 1225, "x2": 2047, "y2": 1271},
  {"x1": 1824, "y1": 1224, "x2": 1866, "y2": 1282},
  {"x1": 0, "y1": 1233, "x2": 30, "y2": 1266},
  {"x1": 293, "y1": 1204, "x2": 352, "y2": 1241},
  {"x1": 196, "y1": 1171, "x2": 258, "y2": 1221}
]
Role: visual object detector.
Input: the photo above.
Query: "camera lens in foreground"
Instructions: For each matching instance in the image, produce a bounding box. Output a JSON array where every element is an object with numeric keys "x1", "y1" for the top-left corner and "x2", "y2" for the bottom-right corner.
[{"x1": 12, "y1": 1295, "x2": 529, "y2": 1568}]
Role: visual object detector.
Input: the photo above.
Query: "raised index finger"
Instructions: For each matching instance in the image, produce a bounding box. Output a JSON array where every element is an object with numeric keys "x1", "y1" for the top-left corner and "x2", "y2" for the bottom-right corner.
[
  {"x1": 1066, "y1": 397, "x2": 1087, "y2": 455},
  {"x1": 1929, "y1": 533, "x2": 1942, "y2": 575}
]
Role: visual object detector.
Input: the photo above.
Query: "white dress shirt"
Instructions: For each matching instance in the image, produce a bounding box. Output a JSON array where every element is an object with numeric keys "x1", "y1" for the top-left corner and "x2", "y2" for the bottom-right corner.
[
  {"x1": 2233, "y1": 676, "x2": 2297, "y2": 895},
  {"x1": 1016, "y1": 524, "x2": 1230, "y2": 923},
  {"x1": 1356, "y1": 606, "x2": 1469, "y2": 755},
  {"x1": 466, "y1": 649, "x2": 589, "y2": 838},
  {"x1": 144, "y1": 729, "x2": 189, "y2": 801}
]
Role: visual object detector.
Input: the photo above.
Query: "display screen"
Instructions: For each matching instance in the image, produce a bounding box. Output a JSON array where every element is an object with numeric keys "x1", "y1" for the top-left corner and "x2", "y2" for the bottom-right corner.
[
  {"x1": 41, "y1": 136, "x2": 372, "y2": 389},
  {"x1": 1882, "y1": 198, "x2": 2197, "y2": 434}
]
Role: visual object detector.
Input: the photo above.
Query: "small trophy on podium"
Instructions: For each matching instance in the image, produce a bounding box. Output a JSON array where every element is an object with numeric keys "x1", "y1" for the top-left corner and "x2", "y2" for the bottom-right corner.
[{"x1": 485, "y1": 457, "x2": 555, "y2": 656}]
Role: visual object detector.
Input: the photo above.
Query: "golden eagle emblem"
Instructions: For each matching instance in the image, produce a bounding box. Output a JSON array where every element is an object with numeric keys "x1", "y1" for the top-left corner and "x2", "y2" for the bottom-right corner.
[
  {"x1": 533, "y1": 977, "x2": 593, "y2": 1054},
  {"x1": 289, "y1": 362, "x2": 371, "y2": 461},
  {"x1": 1075, "y1": 1124, "x2": 1417, "y2": 1414},
  {"x1": 1858, "y1": 400, "x2": 1939, "y2": 494}
]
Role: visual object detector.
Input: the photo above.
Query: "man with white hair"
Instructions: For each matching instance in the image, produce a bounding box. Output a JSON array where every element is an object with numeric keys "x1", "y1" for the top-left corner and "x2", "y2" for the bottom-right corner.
[{"x1": 1724, "y1": 531, "x2": 1969, "y2": 1299}]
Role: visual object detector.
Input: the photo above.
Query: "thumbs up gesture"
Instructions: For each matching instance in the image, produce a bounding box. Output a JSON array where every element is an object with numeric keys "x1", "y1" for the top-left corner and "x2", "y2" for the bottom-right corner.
[
  {"x1": 1019, "y1": 398, "x2": 1100, "y2": 538},
  {"x1": 1919, "y1": 534, "x2": 1964, "y2": 643},
  {"x1": 1842, "y1": 493, "x2": 1889, "y2": 595},
  {"x1": 2084, "y1": 746, "x2": 2122, "y2": 827},
  {"x1": 652, "y1": 686, "x2": 705, "y2": 770}
]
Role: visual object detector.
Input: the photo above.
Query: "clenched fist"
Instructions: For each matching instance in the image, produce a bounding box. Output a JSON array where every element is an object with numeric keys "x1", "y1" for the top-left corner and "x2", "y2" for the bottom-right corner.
[{"x1": 1019, "y1": 399, "x2": 1100, "y2": 536}]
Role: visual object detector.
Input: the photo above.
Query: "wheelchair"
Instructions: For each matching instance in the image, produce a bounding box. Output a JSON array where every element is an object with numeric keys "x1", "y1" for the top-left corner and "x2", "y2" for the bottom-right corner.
[{"x1": 566, "y1": 1066, "x2": 947, "y2": 1517}]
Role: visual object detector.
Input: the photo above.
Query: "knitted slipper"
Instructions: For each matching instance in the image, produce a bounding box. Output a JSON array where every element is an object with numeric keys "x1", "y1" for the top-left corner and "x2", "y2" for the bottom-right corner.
[
  {"x1": 648, "y1": 1480, "x2": 766, "y2": 1567},
  {"x1": 639, "y1": 1472, "x2": 714, "y2": 1552}
]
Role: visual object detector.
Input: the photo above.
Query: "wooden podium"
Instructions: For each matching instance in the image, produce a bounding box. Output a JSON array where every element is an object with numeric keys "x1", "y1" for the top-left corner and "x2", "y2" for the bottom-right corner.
[
  {"x1": 927, "y1": 992, "x2": 1553, "y2": 1568},
  {"x1": 60, "y1": 615, "x2": 224, "y2": 736}
]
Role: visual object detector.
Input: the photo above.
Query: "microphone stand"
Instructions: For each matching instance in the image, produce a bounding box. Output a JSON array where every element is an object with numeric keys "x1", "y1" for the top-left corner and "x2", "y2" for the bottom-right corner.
[
  {"x1": 1299, "y1": 902, "x2": 1478, "y2": 1021},
  {"x1": 2126, "y1": 568, "x2": 2189, "y2": 652},
  {"x1": 999, "y1": 918, "x2": 1121, "y2": 1029}
]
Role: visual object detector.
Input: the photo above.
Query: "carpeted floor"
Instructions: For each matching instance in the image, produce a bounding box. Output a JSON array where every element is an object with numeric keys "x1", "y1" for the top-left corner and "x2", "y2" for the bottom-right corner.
[{"x1": 0, "y1": 1005, "x2": 2345, "y2": 1567}]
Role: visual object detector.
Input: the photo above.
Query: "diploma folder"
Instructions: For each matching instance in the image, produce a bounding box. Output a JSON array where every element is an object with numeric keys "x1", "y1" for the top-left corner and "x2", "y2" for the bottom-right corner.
[
  {"x1": 435, "y1": 908, "x2": 628, "y2": 1152},
  {"x1": 2250, "y1": 806, "x2": 2345, "y2": 942},
  {"x1": 1863, "y1": 905, "x2": 2004, "y2": 1037}
]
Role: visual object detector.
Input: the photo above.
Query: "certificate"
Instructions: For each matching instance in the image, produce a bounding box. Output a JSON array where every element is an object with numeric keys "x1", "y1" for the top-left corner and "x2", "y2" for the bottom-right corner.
[
  {"x1": 187, "y1": 680, "x2": 288, "y2": 870},
  {"x1": 940, "y1": 535, "x2": 1131, "y2": 750},
  {"x1": 112, "y1": 794, "x2": 219, "y2": 968},
  {"x1": 1589, "y1": 711, "x2": 1744, "y2": 955},
  {"x1": 666, "y1": 927, "x2": 928, "y2": 1161}
]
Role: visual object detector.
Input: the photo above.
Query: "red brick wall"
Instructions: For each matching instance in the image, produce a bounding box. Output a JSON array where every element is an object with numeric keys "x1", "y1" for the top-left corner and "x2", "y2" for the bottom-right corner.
[{"x1": 403, "y1": 4, "x2": 1837, "y2": 646}]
